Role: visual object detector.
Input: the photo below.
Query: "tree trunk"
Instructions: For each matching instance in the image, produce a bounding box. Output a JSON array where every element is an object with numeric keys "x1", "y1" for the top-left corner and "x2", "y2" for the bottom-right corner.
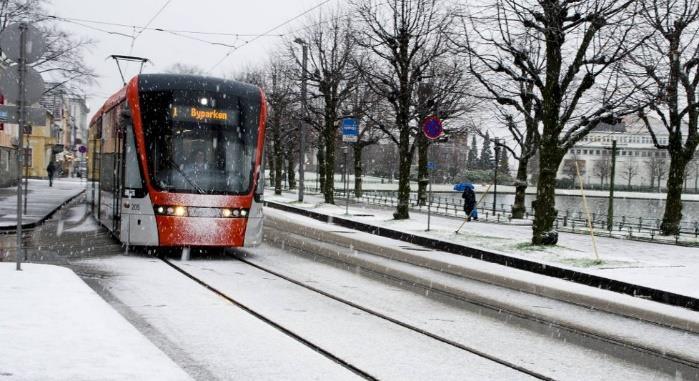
[
  {"x1": 416, "y1": 133, "x2": 428, "y2": 206},
  {"x1": 532, "y1": 144, "x2": 562, "y2": 245},
  {"x1": 267, "y1": 143, "x2": 275, "y2": 187},
  {"x1": 511, "y1": 156, "x2": 529, "y2": 219},
  {"x1": 395, "y1": 128, "x2": 412, "y2": 219},
  {"x1": 660, "y1": 154, "x2": 688, "y2": 235},
  {"x1": 287, "y1": 150, "x2": 296, "y2": 190},
  {"x1": 353, "y1": 143, "x2": 364, "y2": 198},
  {"x1": 273, "y1": 141, "x2": 283, "y2": 196},
  {"x1": 323, "y1": 104, "x2": 336, "y2": 204},
  {"x1": 317, "y1": 141, "x2": 325, "y2": 195}
]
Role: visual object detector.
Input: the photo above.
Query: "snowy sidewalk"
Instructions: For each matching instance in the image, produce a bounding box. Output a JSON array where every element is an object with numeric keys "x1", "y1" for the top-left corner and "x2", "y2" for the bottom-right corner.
[
  {"x1": 0, "y1": 179, "x2": 85, "y2": 230},
  {"x1": 265, "y1": 190, "x2": 699, "y2": 300},
  {"x1": 0, "y1": 263, "x2": 191, "y2": 380}
]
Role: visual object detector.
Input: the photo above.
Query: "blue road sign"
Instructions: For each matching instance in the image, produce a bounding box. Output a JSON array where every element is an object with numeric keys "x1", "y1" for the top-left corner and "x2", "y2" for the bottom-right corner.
[
  {"x1": 341, "y1": 117, "x2": 358, "y2": 143},
  {"x1": 427, "y1": 161, "x2": 436, "y2": 170}
]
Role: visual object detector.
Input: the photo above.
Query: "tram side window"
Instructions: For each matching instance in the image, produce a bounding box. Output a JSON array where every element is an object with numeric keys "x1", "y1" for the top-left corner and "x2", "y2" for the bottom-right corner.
[
  {"x1": 124, "y1": 124, "x2": 143, "y2": 190},
  {"x1": 100, "y1": 109, "x2": 117, "y2": 191}
]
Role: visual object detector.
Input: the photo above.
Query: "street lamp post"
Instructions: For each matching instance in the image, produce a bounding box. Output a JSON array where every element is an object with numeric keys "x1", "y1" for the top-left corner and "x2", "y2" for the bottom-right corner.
[
  {"x1": 493, "y1": 139, "x2": 500, "y2": 214},
  {"x1": 342, "y1": 146, "x2": 349, "y2": 215},
  {"x1": 294, "y1": 38, "x2": 308, "y2": 203}
]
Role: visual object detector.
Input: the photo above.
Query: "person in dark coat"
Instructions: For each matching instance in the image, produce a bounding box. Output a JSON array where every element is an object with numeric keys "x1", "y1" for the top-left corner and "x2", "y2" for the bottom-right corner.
[
  {"x1": 461, "y1": 184, "x2": 478, "y2": 221},
  {"x1": 46, "y1": 161, "x2": 56, "y2": 187}
]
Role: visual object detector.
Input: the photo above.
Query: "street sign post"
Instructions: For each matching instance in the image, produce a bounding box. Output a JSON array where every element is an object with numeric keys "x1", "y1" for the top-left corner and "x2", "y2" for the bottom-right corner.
[
  {"x1": 341, "y1": 117, "x2": 358, "y2": 143},
  {"x1": 0, "y1": 22, "x2": 47, "y2": 271}
]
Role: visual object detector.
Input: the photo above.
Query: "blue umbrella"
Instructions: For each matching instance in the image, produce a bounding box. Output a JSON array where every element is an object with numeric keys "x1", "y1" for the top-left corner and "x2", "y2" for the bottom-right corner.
[{"x1": 453, "y1": 182, "x2": 474, "y2": 191}]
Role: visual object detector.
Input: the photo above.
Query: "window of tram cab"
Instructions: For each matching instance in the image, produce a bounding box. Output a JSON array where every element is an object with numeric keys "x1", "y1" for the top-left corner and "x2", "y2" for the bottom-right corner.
[{"x1": 139, "y1": 88, "x2": 261, "y2": 195}]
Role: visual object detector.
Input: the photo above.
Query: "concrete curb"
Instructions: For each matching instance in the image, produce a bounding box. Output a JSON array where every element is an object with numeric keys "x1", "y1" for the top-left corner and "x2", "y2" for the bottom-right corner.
[
  {"x1": 264, "y1": 214, "x2": 699, "y2": 365},
  {"x1": 265, "y1": 200, "x2": 699, "y2": 312},
  {"x1": 0, "y1": 189, "x2": 85, "y2": 232}
]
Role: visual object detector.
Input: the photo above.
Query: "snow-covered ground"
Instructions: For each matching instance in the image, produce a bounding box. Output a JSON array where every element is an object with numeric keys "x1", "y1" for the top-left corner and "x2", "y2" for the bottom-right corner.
[
  {"x1": 0, "y1": 263, "x2": 191, "y2": 380},
  {"x1": 0, "y1": 179, "x2": 86, "y2": 228},
  {"x1": 265, "y1": 190, "x2": 699, "y2": 299}
]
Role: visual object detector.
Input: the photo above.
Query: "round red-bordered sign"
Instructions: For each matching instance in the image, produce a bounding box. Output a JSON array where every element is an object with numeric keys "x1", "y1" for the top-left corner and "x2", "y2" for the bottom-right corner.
[{"x1": 422, "y1": 115, "x2": 443, "y2": 140}]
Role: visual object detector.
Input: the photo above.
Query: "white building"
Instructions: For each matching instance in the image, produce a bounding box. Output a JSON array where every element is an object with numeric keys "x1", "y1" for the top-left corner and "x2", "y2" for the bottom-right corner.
[{"x1": 557, "y1": 115, "x2": 676, "y2": 190}]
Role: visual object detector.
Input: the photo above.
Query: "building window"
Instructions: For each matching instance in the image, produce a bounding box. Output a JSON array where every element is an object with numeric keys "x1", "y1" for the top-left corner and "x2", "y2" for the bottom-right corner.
[{"x1": 576, "y1": 149, "x2": 581, "y2": 154}]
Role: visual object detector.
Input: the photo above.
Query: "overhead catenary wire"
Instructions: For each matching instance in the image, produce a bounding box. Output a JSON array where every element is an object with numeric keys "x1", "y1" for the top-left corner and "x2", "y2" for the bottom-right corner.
[
  {"x1": 207, "y1": 0, "x2": 334, "y2": 73},
  {"x1": 130, "y1": 0, "x2": 174, "y2": 53}
]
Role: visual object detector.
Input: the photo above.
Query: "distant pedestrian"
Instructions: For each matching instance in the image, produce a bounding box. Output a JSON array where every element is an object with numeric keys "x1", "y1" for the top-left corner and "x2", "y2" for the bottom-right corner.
[
  {"x1": 46, "y1": 161, "x2": 56, "y2": 187},
  {"x1": 461, "y1": 184, "x2": 478, "y2": 221}
]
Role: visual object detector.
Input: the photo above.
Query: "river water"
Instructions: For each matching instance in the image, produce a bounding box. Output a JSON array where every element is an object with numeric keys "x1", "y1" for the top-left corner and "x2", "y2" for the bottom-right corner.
[{"x1": 429, "y1": 191, "x2": 699, "y2": 226}]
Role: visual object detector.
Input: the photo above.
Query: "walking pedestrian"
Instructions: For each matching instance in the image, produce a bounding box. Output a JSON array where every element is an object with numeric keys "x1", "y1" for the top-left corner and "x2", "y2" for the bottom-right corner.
[
  {"x1": 461, "y1": 183, "x2": 478, "y2": 221},
  {"x1": 46, "y1": 161, "x2": 56, "y2": 187}
]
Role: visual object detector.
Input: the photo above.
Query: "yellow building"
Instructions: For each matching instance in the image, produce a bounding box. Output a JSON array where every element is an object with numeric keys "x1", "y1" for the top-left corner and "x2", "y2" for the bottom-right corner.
[
  {"x1": 23, "y1": 110, "x2": 58, "y2": 178},
  {"x1": 0, "y1": 123, "x2": 18, "y2": 187}
]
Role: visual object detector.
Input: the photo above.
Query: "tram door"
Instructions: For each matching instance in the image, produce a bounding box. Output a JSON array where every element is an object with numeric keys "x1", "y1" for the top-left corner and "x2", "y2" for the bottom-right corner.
[{"x1": 111, "y1": 104, "x2": 129, "y2": 238}]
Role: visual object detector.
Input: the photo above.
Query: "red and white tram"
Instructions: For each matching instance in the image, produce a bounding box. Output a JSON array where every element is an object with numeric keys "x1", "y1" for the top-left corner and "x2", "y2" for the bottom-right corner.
[{"x1": 88, "y1": 74, "x2": 267, "y2": 248}]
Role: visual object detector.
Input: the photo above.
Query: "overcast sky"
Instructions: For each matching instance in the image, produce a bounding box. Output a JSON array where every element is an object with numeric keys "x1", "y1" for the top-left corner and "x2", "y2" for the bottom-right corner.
[{"x1": 47, "y1": 0, "x2": 332, "y2": 119}]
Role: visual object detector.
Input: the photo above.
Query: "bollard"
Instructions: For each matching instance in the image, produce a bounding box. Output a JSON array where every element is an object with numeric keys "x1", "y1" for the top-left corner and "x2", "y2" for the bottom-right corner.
[
  {"x1": 563, "y1": 215, "x2": 568, "y2": 227},
  {"x1": 638, "y1": 217, "x2": 643, "y2": 233}
]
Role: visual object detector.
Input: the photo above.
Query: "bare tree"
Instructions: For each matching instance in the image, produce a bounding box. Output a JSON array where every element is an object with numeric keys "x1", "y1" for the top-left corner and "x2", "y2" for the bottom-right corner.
[
  {"x1": 621, "y1": 161, "x2": 639, "y2": 188},
  {"x1": 413, "y1": 59, "x2": 474, "y2": 205},
  {"x1": 646, "y1": 155, "x2": 668, "y2": 190},
  {"x1": 290, "y1": 8, "x2": 358, "y2": 204},
  {"x1": 166, "y1": 63, "x2": 206, "y2": 76},
  {"x1": 629, "y1": 0, "x2": 699, "y2": 235},
  {"x1": 354, "y1": 0, "x2": 454, "y2": 219},
  {"x1": 561, "y1": 159, "x2": 585, "y2": 185},
  {"x1": 457, "y1": 11, "x2": 542, "y2": 219},
  {"x1": 593, "y1": 158, "x2": 611, "y2": 186},
  {"x1": 261, "y1": 60, "x2": 297, "y2": 195},
  {"x1": 462, "y1": 0, "x2": 644, "y2": 244}
]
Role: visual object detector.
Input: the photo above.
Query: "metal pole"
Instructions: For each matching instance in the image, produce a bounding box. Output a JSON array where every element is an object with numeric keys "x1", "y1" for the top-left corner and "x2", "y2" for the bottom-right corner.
[
  {"x1": 16, "y1": 23, "x2": 27, "y2": 271},
  {"x1": 607, "y1": 140, "x2": 617, "y2": 231},
  {"x1": 344, "y1": 147, "x2": 349, "y2": 215},
  {"x1": 427, "y1": 167, "x2": 432, "y2": 231},
  {"x1": 298, "y1": 44, "x2": 307, "y2": 202},
  {"x1": 23, "y1": 138, "x2": 29, "y2": 214},
  {"x1": 493, "y1": 140, "x2": 499, "y2": 214}
]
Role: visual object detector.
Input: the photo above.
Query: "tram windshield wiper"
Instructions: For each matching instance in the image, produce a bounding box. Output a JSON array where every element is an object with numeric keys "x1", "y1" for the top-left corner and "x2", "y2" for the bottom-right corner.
[{"x1": 163, "y1": 157, "x2": 206, "y2": 195}]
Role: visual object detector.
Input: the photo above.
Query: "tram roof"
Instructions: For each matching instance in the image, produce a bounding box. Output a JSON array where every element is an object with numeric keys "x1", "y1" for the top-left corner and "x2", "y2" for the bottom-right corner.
[{"x1": 138, "y1": 74, "x2": 261, "y2": 99}]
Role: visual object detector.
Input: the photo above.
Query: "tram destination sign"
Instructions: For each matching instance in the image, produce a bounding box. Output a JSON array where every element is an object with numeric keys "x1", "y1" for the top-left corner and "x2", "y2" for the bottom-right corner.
[{"x1": 170, "y1": 105, "x2": 240, "y2": 126}]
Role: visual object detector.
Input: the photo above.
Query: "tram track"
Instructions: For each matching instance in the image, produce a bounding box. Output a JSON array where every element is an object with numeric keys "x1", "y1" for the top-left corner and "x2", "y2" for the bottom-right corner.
[
  {"x1": 5, "y1": 198, "x2": 695, "y2": 379},
  {"x1": 160, "y1": 253, "x2": 554, "y2": 381}
]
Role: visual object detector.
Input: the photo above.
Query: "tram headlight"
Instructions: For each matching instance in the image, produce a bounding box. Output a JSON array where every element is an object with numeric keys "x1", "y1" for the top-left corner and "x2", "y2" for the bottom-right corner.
[
  {"x1": 221, "y1": 208, "x2": 232, "y2": 218},
  {"x1": 232, "y1": 209, "x2": 240, "y2": 217},
  {"x1": 174, "y1": 206, "x2": 187, "y2": 217},
  {"x1": 240, "y1": 209, "x2": 248, "y2": 217},
  {"x1": 156, "y1": 206, "x2": 165, "y2": 214}
]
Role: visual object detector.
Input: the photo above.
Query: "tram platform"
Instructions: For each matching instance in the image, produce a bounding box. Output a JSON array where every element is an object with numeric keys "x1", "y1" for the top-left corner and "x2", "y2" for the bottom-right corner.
[{"x1": 0, "y1": 179, "x2": 85, "y2": 230}]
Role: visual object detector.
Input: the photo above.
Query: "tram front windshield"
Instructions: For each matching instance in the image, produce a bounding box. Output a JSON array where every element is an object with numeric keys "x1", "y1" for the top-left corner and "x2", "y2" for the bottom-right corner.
[{"x1": 140, "y1": 89, "x2": 260, "y2": 195}]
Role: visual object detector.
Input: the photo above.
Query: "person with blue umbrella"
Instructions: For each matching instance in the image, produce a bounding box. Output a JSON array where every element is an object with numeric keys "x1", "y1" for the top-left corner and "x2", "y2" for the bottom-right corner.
[{"x1": 460, "y1": 182, "x2": 478, "y2": 221}]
